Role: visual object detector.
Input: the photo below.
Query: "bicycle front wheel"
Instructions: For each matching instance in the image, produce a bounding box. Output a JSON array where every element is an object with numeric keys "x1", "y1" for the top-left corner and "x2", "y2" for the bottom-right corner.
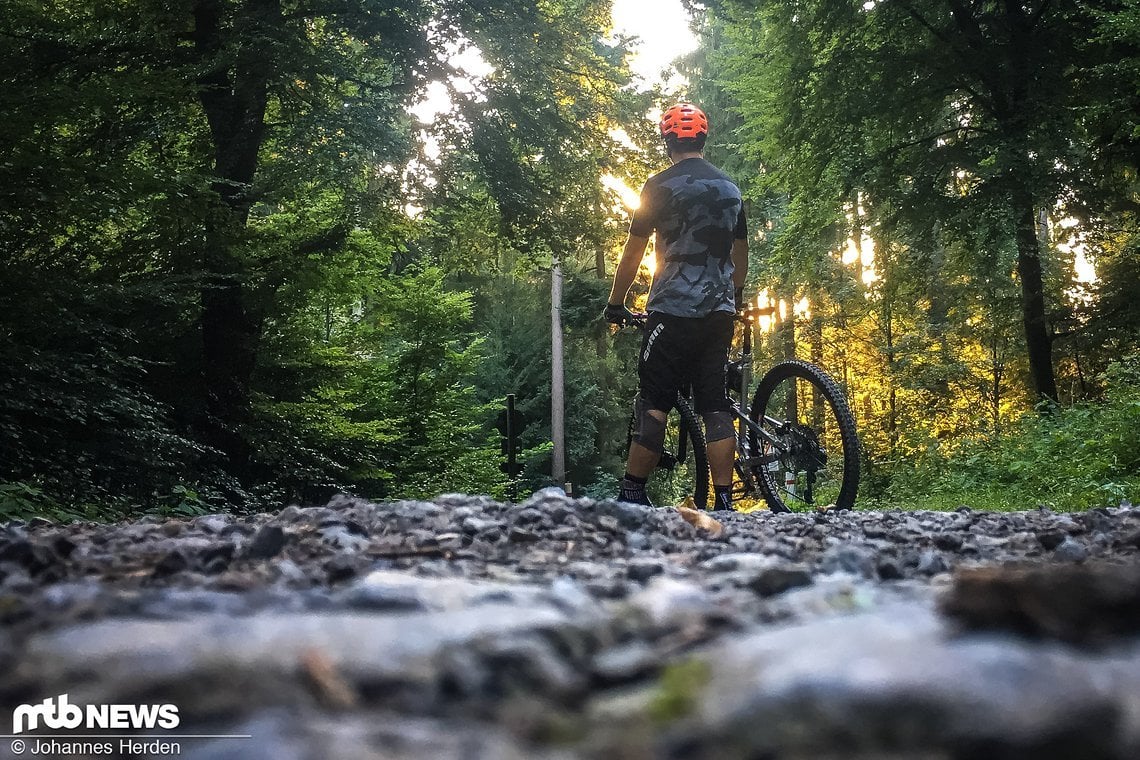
[
  {"x1": 749, "y1": 360, "x2": 859, "y2": 513},
  {"x1": 665, "y1": 396, "x2": 706, "y2": 508}
]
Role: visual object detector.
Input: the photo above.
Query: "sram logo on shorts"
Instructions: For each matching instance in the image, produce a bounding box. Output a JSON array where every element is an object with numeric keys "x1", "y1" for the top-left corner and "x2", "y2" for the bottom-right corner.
[
  {"x1": 12, "y1": 694, "x2": 180, "y2": 734},
  {"x1": 642, "y1": 323, "x2": 665, "y2": 361}
]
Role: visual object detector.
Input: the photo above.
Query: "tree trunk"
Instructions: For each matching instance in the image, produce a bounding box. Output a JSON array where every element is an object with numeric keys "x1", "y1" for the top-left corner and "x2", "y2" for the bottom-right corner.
[
  {"x1": 927, "y1": 223, "x2": 952, "y2": 401},
  {"x1": 778, "y1": 289, "x2": 797, "y2": 422},
  {"x1": 990, "y1": 332, "x2": 1004, "y2": 436},
  {"x1": 193, "y1": 0, "x2": 278, "y2": 474},
  {"x1": 883, "y1": 299, "x2": 898, "y2": 454},
  {"x1": 997, "y1": 1, "x2": 1058, "y2": 404},
  {"x1": 1013, "y1": 195, "x2": 1058, "y2": 403},
  {"x1": 810, "y1": 303, "x2": 825, "y2": 430}
]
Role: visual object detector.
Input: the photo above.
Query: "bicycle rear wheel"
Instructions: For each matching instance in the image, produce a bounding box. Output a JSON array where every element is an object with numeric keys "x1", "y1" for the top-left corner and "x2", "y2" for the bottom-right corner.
[
  {"x1": 749, "y1": 360, "x2": 859, "y2": 513},
  {"x1": 627, "y1": 395, "x2": 709, "y2": 508}
]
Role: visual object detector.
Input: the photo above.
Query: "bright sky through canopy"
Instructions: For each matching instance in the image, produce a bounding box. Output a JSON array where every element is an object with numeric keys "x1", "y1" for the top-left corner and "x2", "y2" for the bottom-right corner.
[
  {"x1": 601, "y1": 0, "x2": 698, "y2": 213},
  {"x1": 611, "y1": 0, "x2": 698, "y2": 84}
]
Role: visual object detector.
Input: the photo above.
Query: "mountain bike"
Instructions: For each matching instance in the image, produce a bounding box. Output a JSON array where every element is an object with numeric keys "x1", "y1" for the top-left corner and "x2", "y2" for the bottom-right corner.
[{"x1": 621, "y1": 307, "x2": 860, "y2": 513}]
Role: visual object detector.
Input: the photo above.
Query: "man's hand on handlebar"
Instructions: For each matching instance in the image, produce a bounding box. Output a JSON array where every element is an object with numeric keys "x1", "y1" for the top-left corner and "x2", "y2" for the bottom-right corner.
[{"x1": 604, "y1": 302, "x2": 637, "y2": 326}]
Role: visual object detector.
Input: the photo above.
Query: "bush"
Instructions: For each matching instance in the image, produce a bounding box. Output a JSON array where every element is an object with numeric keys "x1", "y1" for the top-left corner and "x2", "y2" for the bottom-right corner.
[{"x1": 877, "y1": 353, "x2": 1140, "y2": 510}]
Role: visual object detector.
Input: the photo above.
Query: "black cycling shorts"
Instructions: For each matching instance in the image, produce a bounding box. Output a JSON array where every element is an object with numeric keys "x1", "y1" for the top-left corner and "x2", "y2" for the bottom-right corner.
[{"x1": 638, "y1": 311, "x2": 734, "y2": 414}]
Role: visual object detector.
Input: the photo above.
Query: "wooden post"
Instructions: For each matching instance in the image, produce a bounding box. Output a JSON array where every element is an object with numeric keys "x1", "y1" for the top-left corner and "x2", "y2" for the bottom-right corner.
[{"x1": 551, "y1": 256, "x2": 567, "y2": 485}]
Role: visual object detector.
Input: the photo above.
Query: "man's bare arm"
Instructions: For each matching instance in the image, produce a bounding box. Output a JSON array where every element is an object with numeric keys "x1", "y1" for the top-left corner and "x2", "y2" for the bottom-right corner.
[{"x1": 608, "y1": 234, "x2": 650, "y2": 305}]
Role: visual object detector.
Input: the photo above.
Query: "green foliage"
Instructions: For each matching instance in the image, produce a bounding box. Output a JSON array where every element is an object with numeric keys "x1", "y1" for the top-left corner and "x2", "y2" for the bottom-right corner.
[
  {"x1": 0, "y1": 482, "x2": 62, "y2": 523},
  {"x1": 0, "y1": 266, "x2": 210, "y2": 508},
  {"x1": 249, "y1": 264, "x2": 507, "y2": 502},
  {"x1": 879, "y1": 354, "x2": 1140, "y2": 510},
  {"x1": 1, "y1": 0, "x2": 636, "y2": 518}
]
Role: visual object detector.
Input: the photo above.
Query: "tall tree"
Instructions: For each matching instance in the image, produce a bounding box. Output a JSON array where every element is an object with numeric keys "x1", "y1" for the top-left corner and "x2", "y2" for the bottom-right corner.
[{"x1": 710, "y1": 0, "x2": 1131, "y2": 404}]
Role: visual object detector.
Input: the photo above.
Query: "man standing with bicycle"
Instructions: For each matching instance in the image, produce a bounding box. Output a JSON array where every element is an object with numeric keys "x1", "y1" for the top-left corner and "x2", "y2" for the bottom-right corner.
[{"x1": 604, "y1": 102, "x2": 748, "y2": 512}]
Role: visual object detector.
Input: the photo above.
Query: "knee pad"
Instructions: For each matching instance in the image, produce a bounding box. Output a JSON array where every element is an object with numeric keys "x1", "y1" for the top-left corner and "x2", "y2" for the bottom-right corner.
[
  {"x1": 631, "y1": 396, "x2": 667, "y2": 453},
  {"x1": 703, "y1": 410, "x2": 735, "y2": 443}
]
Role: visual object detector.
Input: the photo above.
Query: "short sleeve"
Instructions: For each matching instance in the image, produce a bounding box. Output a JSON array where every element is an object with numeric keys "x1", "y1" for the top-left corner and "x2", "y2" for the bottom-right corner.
[
  {"x1": 734, "y1": 206, "x2": 748, "y2": 240},
  {"x1": 628, "y1": 184, "x2": 658, "y2": 238}
]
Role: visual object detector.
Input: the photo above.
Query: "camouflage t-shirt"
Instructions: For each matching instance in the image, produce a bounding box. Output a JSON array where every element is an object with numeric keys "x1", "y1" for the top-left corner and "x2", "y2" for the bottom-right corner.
[{"x1": 629, "y1": 157, "x2": 747, "y2": 318}]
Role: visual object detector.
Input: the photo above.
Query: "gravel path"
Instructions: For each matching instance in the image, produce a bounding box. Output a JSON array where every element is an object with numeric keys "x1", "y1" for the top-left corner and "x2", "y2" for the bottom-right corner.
[{"x1": 2, "y1": 492, "x2": 1139, "y2": 759}]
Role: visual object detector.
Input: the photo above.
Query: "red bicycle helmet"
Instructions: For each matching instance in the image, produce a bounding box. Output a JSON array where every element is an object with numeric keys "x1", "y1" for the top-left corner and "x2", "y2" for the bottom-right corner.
[{"x1": 660, "y1": 103, "x2": 709, "y2": 140}]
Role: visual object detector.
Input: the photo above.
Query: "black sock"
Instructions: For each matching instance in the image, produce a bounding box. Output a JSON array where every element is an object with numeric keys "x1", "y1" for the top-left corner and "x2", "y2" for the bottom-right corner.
[
  {"x1": 619, "y1": 473, "x2": 651, "y2": 505},
  {"x1": 713, "y1": 485, "x2": 733, "y2": 511}
]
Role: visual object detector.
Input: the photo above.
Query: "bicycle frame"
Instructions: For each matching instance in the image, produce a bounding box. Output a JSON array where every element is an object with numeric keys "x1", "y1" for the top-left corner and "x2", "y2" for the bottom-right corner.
[{"x1": 729, "y1": 310, "x2": 787, "y2": 446}]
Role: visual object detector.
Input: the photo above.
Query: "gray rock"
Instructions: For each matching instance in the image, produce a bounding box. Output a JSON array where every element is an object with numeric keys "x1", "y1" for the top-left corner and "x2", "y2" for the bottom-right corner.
[
  {"x1": 682, "y1": 607, "x2": 1140, "y2": 759},
  {"x1": 192, "y1": 514, "x2": 232, "y2": 534},
  {"x1": 917, "y1": 549, "x2": 950, "y2": 576},
  {"x1": 324, "y1": 554, "x2": 362, "y2": 583},
  {"x1": 1037, "y1": 529, "x2": 1067, "y2": 550},
  {"x1": 550, "y1": 526, "x2": 578, "y2": 541},
  {"x1": 18, "y1": 603, "x2": 580, "y2": 703},
  {"x1": 351, "y1": 570, "x2": 544, "y2": 612},
  {"x1": 461, "y1": 517, "x2": 502, "y2": 539},
  {"x1": 591, "y1": 641, "x2": 658, "y2": 683},
  {"x1": 819, "y1": 543, "x2": 876, "y2": 578},
  {"x1": 626, "y1": 531, "x2": 650, "y2": 551},
  {"x1": 545, "y1": 576, "x2": 596, "y2": 615},
  {"x1": 1055, "y1": 537, "x2": 1089, "y2": 563},
  {"x1": 876, "y1": 556, "x2": 904, "y2": 580},
  {"x1": 199, "y1": 543, "x2": 236, "y2": 574},
  {"x1": 626, "y1": 558, "x2": 665, "y2": 583},
  {"x1": 180, "y1": 710, "x2": 550, "y2": 760},
  {"x1": 10, "y1": 494, "x2": 1140, "y2": 760},
  {"x1": 597, "y1": 515, "x2": 621, "y2": 533},
  {"x1": 744, "y1": 563, "x2": 813, "y2": 598},
  {"x1": 508, "y1": 526, "x2": 541, "y2": 543},
  {"x1": 932, "y1": 532, "x2": 963, "y2": 551},
  {"x1": 274, "y1": 559, "x2": 308, "y2": 584},
  {"x1": 700, "y1": 553, "x2": 780, "y2": 574},
  {"x1": 319, "y1": 524, "x2": 370, "y2": 552},
  {"x1": 627, "y1": 577, "x2": 713, "y2": 633},
  {"x1": 591, "y1": 499, "x2": 655, "y2": 530},
  {"x1": 152, "y1": 549, "x2": 189, "y2": 578},
  {"x1": 246, "y1": 526, "x2": 287, "y2": 559}
]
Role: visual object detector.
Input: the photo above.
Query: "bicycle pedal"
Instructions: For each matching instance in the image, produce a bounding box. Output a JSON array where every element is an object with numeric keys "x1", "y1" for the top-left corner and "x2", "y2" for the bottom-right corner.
[{"x1": 657, "y1": 452, "x2": 678, "y2": 471}]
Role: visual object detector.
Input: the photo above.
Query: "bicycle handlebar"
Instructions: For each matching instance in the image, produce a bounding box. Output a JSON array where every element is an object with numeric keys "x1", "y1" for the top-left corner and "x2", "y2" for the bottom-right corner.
[
  {"x1": 615, "y1": 305, "x2": 775, "y2": 330},
  {"x1": 618, "y1": 312, "x2": 648, "y2": 329}
]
